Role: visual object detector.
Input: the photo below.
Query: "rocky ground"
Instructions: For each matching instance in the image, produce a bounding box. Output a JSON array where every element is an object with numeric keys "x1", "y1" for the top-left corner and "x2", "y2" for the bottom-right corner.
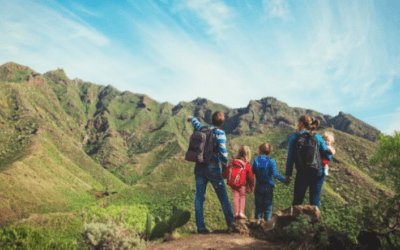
[
  {"x1": 147, "y1": 232, "x2": 286, "y2": 250},
  {"x1": 147, "y1": 206, "x2": 356, "y2": 250}
]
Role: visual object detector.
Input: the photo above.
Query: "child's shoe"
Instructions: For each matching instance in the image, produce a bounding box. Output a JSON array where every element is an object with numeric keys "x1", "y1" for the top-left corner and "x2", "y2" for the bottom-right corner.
[
  {"x1": 239, "y1": 212, "x2": 247, "y2": 219},
  {"x1": 234, "y1": 213, "x2": 240, "y2": 218}
]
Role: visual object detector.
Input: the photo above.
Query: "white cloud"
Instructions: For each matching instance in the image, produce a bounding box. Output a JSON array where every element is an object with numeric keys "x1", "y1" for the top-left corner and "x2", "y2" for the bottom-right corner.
[
  {"x1": 124, "y1": 16, "x2": 246, "y2": 106},
  {"x1": 72, "y1": 3, "x2": 101, "y2": 17},
  {"x1": 172, "y1": 0, "x2": 235, "y2": 41},
  {"x1": 1, "y1": 0, "x2": 399, "y2": 134},
  {"x1": 0, "y1": 0, "x2": 152, "y2": 91},
  {"x1": 263, "y1": 0, "x2": 292, "y2": 21}
]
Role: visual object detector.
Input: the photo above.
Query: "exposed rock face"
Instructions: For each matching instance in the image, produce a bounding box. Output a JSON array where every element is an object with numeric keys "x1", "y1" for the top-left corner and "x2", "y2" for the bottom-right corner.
[
  {"x1": 185, "y1": 96, "x2": 380, "y2": 141},
  {"x1": 26, "y1": 74, "x2": 44, "y2": 87},
  {"x1": 326, "y1": 112, "x2": 379, "y2": 141}
]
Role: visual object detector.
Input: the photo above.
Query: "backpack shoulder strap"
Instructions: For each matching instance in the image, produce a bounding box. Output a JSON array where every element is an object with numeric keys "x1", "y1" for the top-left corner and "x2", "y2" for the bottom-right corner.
[
  {"x1": 264, "y1": 157, "x2": 270, "y2": 167},
  {"x1": 236, "y1": 159, "x2": 246, "y2": 169},
  {"x1": 294, "y1": 131, "x2": 301, "y2": 141}
]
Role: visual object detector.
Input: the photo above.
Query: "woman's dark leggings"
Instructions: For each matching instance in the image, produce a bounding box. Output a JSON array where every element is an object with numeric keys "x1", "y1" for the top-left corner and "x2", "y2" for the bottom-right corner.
[{"x1": 292, "y1": 170, "x2": 325, "y2": 209}]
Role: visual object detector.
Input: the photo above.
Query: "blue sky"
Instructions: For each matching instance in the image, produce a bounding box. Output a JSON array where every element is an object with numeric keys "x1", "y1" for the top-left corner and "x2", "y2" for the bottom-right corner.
[{"x1": 1, "y1": 0, "x2": 399, "y2": 135}]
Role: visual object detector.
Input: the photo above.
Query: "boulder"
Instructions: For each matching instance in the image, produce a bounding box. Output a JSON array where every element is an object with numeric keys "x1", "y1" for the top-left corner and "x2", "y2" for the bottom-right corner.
[
  {"x1": 261, "y1": 205, "x2": 322, "y2": 241},
  {"x1": 229, "y1": 218, "x2": 250, "y2": 235}
]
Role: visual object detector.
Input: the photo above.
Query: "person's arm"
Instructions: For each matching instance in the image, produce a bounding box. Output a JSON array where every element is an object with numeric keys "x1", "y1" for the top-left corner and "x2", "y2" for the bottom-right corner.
[
  {"x1": 327, "y1": 145, "x2": 336, "y2": 155},
  {"x1": 188, "y1": 117, "x2": 203, "y2": 132},
  {"x1": 285, "y1": 133, "x2": 297, "y2": 177},
  {"x1": 252, "y1": 158, "x2": 257, "y2": 176},
  {"x1": 316, "y1": 134, "x2": 332, "y2": 161},
  {"x1": 215, "y1": 130, "x2": 228, "y2": 171},
  {"x1": 221, "y1": 161, "x2": 231, "y2": 179},
  {"x1": 271, "y1": 159, "x2": 287, "y2": 184},
  {"x1": 246, "y1": 162, "x2": 255, "y2": 191}
]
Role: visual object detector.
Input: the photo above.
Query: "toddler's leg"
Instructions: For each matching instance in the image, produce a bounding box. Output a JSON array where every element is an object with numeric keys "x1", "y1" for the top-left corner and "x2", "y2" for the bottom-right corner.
[
  {"x1": 232, "y1": 188, "x2": 240, "y2": 217},
  {"x1": 324, "y1": 164, "x2": 329, "y2": 176}
]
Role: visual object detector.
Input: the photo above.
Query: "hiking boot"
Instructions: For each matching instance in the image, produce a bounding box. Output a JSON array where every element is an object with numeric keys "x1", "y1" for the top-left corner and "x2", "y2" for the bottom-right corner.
[
  {"x1": 198, "y1": 229, "x2": 210, "y2": 234},
  {"x1": 226, "y1": 225, "x2": 234, "y2": 234}
]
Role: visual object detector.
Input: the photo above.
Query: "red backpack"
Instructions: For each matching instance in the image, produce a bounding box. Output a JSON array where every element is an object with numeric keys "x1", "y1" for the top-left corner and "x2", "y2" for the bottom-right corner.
[{"x1": 222, "y1": 159, "x2": 247, "y2": 189}]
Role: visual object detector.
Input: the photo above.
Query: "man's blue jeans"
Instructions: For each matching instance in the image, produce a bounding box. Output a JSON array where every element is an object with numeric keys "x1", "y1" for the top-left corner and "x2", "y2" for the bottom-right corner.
[
  {"x1": 255, "y1": 183, "x2": 274, "y2": 221},
  {"x1": 194, "y1": 163, "x2": 234, "y2": 231},
  {"x1": 292, "y1": 169, "x2": 325, "y2": 209}
]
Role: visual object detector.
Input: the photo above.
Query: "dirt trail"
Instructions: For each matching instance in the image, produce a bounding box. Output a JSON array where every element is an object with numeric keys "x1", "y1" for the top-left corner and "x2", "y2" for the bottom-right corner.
[{"x1": 147, "y1": 232, "x2": 286, "y2": 250}]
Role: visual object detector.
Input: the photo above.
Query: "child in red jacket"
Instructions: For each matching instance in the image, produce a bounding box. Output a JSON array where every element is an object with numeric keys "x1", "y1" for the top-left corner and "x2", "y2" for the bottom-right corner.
[{"x1": 222, "y1": 146, "x2": 254, "y2": 219}]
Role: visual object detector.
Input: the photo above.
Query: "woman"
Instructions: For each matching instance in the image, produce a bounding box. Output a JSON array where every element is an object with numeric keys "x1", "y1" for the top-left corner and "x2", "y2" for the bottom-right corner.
[{"x1": 285, "y1": 115, "x2": 333, "y2": 210}]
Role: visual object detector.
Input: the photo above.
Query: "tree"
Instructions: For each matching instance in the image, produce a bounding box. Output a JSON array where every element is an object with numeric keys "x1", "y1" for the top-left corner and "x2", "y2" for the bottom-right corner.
[
  {"x1": 370, "y1": 132, "x2": 400, "y2": 191},
  {"x1": 359, "y1": 132, "x2": 400, "y2": 249}
]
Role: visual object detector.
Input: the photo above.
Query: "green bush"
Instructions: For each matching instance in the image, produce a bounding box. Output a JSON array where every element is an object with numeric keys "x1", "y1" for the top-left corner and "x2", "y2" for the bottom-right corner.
[
  {"x1": 284, "y1": 214, "x2": 329, "y2": 249},
  {"x1": 0, "y1": 224, "x2": 77, "y2": 250},
  {"x1": 81, "y1": 204, "x2": 154, "y2": 232},
  {"x1": 357, "y1": 132, "x2": 400, "y2": 248},
  {"x1": 322, "y1": 203, "x2": 362, "y2": 243},
  {"x1": 80, "y1": 219, "x2": 146, "y2": 250}
]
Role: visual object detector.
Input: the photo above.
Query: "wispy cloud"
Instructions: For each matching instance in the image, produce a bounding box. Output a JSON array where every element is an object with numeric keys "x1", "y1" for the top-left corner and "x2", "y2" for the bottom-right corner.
[
  {"x1": 0, "y1": 0, "x2": 150, "y2": 90},
  {"x1": 1, "y1": 0, "x2": 399, "y2": 134},
  {"x1": 262, "y1": 0, "x2": 292, "y2": 21},
  {"x1": 71, "y1": 2, "x2": 101, "y2": 17},
  {"x1": 172, "y1": 0, "x2": 235, "y2": 41}
]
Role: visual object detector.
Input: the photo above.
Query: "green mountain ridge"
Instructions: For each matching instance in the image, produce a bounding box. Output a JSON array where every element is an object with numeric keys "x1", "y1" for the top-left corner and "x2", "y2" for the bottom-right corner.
[{"x1": 0, "y1": 62, "x2": 391, "y2": 239}]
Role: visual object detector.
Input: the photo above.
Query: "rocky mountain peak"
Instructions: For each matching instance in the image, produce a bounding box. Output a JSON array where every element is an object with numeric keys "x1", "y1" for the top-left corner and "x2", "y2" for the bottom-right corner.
[{"x1": 192, "y1": 97, "x2": 211, "y2": 106}]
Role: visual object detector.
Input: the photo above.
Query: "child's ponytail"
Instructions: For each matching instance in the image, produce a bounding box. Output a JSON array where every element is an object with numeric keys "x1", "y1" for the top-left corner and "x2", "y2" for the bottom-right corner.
[{"x1": 235, "y1": 146, "x2": 251, "y2": 162}]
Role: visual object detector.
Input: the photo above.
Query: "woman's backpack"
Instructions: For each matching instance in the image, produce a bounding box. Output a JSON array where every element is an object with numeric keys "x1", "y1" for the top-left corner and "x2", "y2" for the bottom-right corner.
[
  {"x1": 293, "y1": 132, "x2": 321, "y2": 171},
  {"x1": 222, "y1": 159, "x2": 247, "y2": 189}
]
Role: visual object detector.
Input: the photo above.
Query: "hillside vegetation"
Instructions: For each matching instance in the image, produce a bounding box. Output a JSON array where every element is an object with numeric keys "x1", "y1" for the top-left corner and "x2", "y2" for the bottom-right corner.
[{"x1": 0, "y1": 62, "x2": 392, "y2": 248}]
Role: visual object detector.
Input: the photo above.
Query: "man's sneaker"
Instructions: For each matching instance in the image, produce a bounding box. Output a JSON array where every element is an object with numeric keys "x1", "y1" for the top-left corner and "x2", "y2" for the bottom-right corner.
[
  {"x1": 198, "y1": 229, "x2": 210, "y2": 234},
  {"x1": 226, "y1": 225, "x2": 234, "y2": 234},
  {"x1": 239, "y1": 212, "x2": 247, "y2": 219}
]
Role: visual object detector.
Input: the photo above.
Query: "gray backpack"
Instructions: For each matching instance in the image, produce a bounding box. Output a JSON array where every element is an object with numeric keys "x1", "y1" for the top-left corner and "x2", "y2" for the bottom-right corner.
[{"x1": 185, "y1": 126, "x2": 216, "y2": 164}]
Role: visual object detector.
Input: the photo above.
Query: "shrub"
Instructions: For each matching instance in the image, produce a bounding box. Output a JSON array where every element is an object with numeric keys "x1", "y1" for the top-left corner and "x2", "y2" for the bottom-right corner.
[
  {"x1": 0, "y1": 224, "x2": 77, "y2": 250},
  {"x1": 357, "y1": 132, "x2": 400, "y2": 249},
  {"x1": 80, "y1": 219, "x2": 146, "y2": 250},
  {"x1": 284, "y1": 214, "x2": 329, "y2": 249},
  {"x1": 81, "y1": 204, "x2": 153, "y2": 232},
  {"x1": 322, "y1": 203, "x2": 362, "y2": 243}
]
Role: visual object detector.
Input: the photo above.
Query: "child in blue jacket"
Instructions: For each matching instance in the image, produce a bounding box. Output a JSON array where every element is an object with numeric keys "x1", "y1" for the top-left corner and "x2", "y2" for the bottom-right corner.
[{"x1": 252, "y1": 143, "x2": 290, "y2": 222}]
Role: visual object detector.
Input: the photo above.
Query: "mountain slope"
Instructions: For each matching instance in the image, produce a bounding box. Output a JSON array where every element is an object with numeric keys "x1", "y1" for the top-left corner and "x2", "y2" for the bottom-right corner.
[
  {"x1": 0, "y1": 63, "x2": 126, "y2": 222},
  {"x1": 0, "y1": 62, "x2": 388, "y2": 232}
]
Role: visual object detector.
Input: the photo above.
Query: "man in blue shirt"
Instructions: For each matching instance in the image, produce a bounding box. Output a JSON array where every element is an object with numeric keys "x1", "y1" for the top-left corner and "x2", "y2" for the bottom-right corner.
[{"x1": 187, "y1": 111, "x2": 234, "y2": 234}]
